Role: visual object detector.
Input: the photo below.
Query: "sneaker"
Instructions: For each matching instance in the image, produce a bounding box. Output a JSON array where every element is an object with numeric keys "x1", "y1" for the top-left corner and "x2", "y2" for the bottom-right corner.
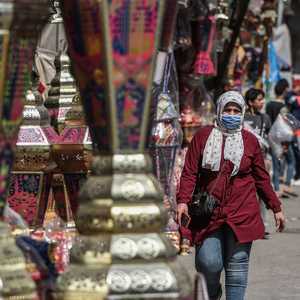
[
  {"x1": 283, "y1": 190, "x2": 298, "y2": 197},
  {"x1": 281, "y1": 193, "x2": 290, "y2": 199},
  {"x1": 276, "y1": 191, "x2": 289, "y2": 199},
  {"x1": 282, "y1": 185, "x2": 298, "y2": 197},
  {"x1": 263, "y1": 232, "x2": 271, "y2": 240},
  {"x1": 292, "y1": 179, "x2": 300, "y2": 186}
]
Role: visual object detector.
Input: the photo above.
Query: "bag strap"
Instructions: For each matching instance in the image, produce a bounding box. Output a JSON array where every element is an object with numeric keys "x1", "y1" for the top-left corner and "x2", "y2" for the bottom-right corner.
[
  {"x1": 260, "y1": 113, "x2": 265, "y2": 137},
  {"x1": 196, "y1": 160, "x2": 231, "y2": 200}
]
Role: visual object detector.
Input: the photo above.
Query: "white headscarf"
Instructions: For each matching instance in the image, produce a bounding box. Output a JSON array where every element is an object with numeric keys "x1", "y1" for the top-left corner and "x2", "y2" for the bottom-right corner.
[{"x1": 202, "y1": 91, "x2": 245, "y2": 176}]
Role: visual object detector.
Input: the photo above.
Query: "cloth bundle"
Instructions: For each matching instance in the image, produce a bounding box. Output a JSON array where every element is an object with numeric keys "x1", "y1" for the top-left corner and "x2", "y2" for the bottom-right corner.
[{"x1": 269, "y1": 113, "x2": 299, "y2": 157}]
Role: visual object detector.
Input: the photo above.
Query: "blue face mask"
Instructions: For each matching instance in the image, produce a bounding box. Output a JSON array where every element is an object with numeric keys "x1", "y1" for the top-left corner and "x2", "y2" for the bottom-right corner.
[{"x1": 221, "y1": 114, "x2": 242, "y2": 130}]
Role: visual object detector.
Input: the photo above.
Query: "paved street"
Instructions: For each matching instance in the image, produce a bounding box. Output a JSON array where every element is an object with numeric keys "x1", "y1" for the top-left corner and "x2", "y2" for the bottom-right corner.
[{"x1": 179, "y1": 187, "x2": 300, "y2": 300}]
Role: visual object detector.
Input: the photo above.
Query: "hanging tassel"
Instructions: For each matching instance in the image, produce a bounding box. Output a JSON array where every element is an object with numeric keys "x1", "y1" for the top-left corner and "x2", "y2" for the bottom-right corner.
[{"x1": 193, "y1": 15, "x2": 216, "y2": 76}]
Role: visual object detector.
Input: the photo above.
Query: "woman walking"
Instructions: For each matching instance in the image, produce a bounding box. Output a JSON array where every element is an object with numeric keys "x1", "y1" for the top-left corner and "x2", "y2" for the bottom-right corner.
[{"x1": 177, "y1": 91, "x2": 285, "y2": 300}]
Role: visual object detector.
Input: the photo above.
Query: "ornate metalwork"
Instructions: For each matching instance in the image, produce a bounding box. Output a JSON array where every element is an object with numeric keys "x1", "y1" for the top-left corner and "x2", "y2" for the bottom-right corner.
[
  {"x1": 45, "y1": 54, "x2": 65, "y2": 127},
  {"x1": 0, "y1": 0, "x2": 49, "y2": 213},
  {"x1": 0, "y1": 2, "x2": 48, "y2": 298},
  {"x1": 14, "y1": 90, "x2": 54, "y2": 169},
  {"x1": 52, "y1": 52, "x2": 92, "y2": 157},
  {"x1": 50, "y1": 52, "x2": 91, "y2": 223},
  {"x1": 40, "y1": 0, "x2": 91, "y2": 223},
  {"x1": 7, "y1": 90, "x2": 56, "y2": 226},
  {"x1": 70, "y1": 233, "x2": 176, "y2": 264},
  {"x1": 54, "y1": 54, "x2": 85, "y2": 132},
  {"x1": 55, "y1": 1, "x2": 194, "y2": 299}
]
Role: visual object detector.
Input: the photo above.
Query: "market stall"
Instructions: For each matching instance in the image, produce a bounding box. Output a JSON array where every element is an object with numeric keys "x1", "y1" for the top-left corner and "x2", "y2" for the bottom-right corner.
[{"x1": 0, "y1": 0, "x2": 296, "y2": 299}]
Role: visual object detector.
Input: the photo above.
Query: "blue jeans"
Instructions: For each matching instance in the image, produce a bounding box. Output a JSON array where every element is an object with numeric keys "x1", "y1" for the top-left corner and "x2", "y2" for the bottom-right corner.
[
  {"x1": 195, "y1": 226, "x2": 252, "y2": 300},
  {"x1": 272, "y1": 144, "x2": 295, "y2": 190},
  {"x1": 272, "y1": 153, "x2": 281, "y2": 191},
  {"x1": 285, "y1": 144, "x2": 296, "y2": 186},
  {"x1": 292, "y1": 138, "x2": 300, "y2": 179}
]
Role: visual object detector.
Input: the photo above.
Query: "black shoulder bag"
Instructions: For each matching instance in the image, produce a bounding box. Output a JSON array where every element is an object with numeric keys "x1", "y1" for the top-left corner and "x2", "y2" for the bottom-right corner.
[
  {"x1": 188, "y1": 162, "x2": 231, "y2": 218},
  {"x1": 188, "y1": 179, "x2": 220, "y2": 218}
]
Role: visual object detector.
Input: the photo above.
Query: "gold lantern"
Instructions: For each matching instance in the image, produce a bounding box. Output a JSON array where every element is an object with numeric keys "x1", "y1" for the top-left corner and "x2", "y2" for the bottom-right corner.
[
  {"x1": 54, "y1": 1, "x2": 194, "y2": 299},
  {"x1": 0, "y1": 0, "x2": 49, "y2": 298}
]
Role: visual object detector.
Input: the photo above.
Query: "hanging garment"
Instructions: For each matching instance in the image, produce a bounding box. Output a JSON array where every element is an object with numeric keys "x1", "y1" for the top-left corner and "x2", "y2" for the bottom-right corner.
[
  {"x1": 193, "y1": 15, "x2": 216, "y2": 76},
  {"x1": 273, "y1": 24, "x2": 292, "y2": 70},
  {"x1": 33, "y1": 22, "x2": 68, "y2": 91}
]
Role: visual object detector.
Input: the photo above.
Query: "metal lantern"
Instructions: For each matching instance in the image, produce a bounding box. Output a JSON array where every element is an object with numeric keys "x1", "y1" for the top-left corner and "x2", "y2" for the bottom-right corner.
[
  {"x1": 39, "y1": 0, "x2": 92, "y2": 225},
  {"x1": 51, "y1": 53, "x2": 92, "y2": 223},
  {"x1": 56, "y1": 54, "x2": 86, "y2": 134},
  {"x1": 54, "y1": 1, "x2": 194, "y2": 299},
  {"x1": 0, "y1": 0, "x2": 48, "y2": 299},
  {"x1": 7, "y1": 89, "x2": 56, "y2": 227},
  {"x1": 0, "y1": 0, "x2": 49, "y2": 213}
]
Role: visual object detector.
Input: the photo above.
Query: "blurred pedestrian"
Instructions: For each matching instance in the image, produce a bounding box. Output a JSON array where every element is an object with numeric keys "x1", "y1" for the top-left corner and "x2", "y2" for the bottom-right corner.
[
  {"x1": 266, "y1": 79, "x2": 296, "y2": 197},
  {"x1": 177, "y1": 91, "x2": 285, "y2": 300},
  {"x1": 244, "y1": 88, "x2": 272, "y2": 239},
  {"x1": 285, "y1": 84, "x2": 300, "y2": 121},
  {"x1": 244, "y1": 88, "x2": 271, "y2": 143},
  {"x1": 285, "y1": 85, "x2": 300, "y2": 185},
  {"x1": 266, "y1": 79, "x2": 288, "y2": 124}
]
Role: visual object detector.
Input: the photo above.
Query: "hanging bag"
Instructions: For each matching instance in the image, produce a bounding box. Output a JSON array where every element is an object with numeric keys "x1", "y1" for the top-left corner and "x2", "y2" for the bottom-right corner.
[
  {"x1": 189, "y1": 188, "x2": 219, "y2": 218},
  {"x1": 189, "y1": 161, "x2": 232, "y2": 218}
]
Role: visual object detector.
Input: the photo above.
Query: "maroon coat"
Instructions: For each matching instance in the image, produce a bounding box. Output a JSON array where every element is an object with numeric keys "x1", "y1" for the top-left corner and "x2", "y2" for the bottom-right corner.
[{"x1": 177, "y1": 125, "x2": 282, "y2": 245}]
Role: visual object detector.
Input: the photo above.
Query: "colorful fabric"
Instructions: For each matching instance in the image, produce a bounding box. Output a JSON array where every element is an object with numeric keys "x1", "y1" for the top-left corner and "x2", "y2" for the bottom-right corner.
[{"x1": 266, "y1": 41, "x2": 281, "y2": 85}]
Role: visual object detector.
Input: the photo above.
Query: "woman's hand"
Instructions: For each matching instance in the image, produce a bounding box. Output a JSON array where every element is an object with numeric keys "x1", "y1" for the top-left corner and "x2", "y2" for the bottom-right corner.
[
  {"x1": 274, "y1": 211, "x2": 285, "y2": 232},
  {"x1": 177, "y1": 203, "x2": 189, "y2": 226}
]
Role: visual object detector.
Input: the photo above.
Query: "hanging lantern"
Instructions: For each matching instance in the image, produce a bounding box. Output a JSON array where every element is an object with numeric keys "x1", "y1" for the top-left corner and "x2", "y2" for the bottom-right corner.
[
  {"x1": 7, "y1": 90, "x2": 56, "y2": 227},
  {"x1": 53, "y1": 1, "x2": 195, "y2": 299},
  {"x1": 52, "y1": 53, "x2": 92, "y2": 223},
  {"x1": 0, "y1": 1, "x2": 49, "y2": 299}
]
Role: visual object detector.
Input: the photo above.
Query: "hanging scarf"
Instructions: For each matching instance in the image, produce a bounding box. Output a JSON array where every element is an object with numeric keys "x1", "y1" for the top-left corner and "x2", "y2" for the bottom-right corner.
[{"x1": 202, "y1": 91, "x2": 245, "y2": 176}]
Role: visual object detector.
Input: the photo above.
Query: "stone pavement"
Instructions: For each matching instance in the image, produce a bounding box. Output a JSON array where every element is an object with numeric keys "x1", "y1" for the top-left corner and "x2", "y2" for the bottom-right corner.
[{"x1": 179, "y1": 187, "x2": 300, "y2": 300}]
